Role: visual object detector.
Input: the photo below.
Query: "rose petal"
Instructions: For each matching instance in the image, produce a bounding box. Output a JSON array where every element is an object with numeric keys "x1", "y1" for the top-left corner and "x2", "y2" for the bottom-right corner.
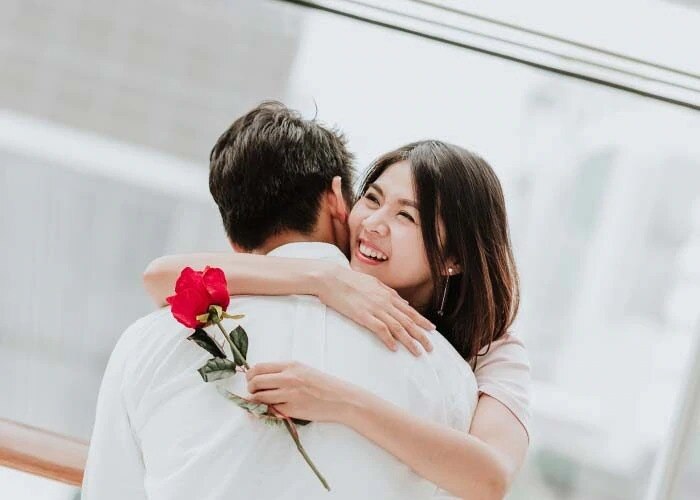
[
  {"x1": 202, "y1": 266, "x2": 230, "y2": 310},
  {"x1": 174, "y1": 267, "x2": 204, "y2": 294},
  {"x1": 169, "y1": 286, "x2": 212, "y2": 329}
]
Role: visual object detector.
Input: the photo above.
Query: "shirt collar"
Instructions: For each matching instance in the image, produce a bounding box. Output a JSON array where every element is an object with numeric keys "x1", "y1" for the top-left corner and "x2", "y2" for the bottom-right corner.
[{"x1": 266, "y1": 242, "x2": 350, "y2": 268}]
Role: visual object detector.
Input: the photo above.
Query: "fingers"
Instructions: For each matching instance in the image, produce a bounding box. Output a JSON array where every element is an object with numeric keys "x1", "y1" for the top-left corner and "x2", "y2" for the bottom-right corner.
[
  {"x1": 246, "y1": 361, "x2": 290, "y2": 381},
  {"x1": 390, "y1": 303, "x2": 433, "y2": 353},
  {"x1": 247, "y1": 373, "x2": 286, "y2": 393},
  {"x1": 250, "y1": 389, "x2": 288, "y2": 405},
  {"x1": 365, "y1": 316, "x2": 399, "y2": 351},
  {"x1": 377, "y1": 311, "x2": 422, "y2": 356},
  {"x1": 394, "y1": 297, "x2": 435, "y2": 331}
]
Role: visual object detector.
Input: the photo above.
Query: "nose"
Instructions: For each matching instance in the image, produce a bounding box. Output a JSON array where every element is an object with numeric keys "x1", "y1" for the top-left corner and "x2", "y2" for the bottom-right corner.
[{"x1": 361, "y1": 209, "x2": 389, "y2": 236}]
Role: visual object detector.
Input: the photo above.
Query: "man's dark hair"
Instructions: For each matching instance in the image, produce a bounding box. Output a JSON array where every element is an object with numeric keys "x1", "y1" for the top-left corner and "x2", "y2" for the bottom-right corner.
[{"x1": 209, "y1": 101, "x2": 355, "y2": 250}]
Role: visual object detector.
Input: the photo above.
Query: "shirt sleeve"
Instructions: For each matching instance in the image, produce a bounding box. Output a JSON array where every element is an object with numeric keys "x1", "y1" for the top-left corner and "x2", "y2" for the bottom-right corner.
[
  {"x1": 473, "y1": 334, "x2": 532, "y2": 439},
  {"x1": 82, "y1": 320, "x2": 149, "y2": 500}
]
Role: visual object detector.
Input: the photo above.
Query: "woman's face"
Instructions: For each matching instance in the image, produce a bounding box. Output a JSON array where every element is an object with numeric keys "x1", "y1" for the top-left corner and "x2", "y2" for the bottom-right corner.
[{"x1": 348, "y1": 161, "x2": 434, "y2": 308}]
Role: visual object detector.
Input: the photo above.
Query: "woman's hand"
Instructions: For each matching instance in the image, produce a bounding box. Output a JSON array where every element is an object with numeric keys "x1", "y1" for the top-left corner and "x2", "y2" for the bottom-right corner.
[
  {"x1": 315, "y1": 265, "x2": 435, "y2": 356},
  {"x1": 246, "y1": 361, "x2": 357, "y2": 423}
]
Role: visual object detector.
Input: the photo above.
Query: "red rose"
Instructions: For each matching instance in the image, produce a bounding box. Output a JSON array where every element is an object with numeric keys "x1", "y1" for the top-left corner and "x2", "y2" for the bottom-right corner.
[{"x1": 166, "y1": 266, "x2": 230, "y2": 328}]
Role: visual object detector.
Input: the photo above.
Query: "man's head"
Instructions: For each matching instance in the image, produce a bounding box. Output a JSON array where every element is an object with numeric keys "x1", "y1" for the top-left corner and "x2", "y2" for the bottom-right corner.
[{"x1": 209, "y1": 101, "x2": 356, "y2": 253}]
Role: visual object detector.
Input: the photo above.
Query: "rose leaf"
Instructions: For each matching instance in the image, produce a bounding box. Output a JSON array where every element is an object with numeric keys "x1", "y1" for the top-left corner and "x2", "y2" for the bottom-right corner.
[
  {"x1": 217, "y1": 387, "x2": 269, "y2": 417},
  {"x1": 230, "y1": 325, "x2": 249, "y2": 366},
  {"x1": 197, "y1": 358, "x2": 236, "y2": 382},
  {"x1": 188, "y1": 328, "x2": 226, "y2": 358}
]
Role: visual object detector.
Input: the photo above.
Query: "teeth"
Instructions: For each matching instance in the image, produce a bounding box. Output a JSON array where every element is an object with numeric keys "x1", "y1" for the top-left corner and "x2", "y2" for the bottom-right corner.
[{"x1": 359, "y1": 243, "x2": 388, "y2": 261}]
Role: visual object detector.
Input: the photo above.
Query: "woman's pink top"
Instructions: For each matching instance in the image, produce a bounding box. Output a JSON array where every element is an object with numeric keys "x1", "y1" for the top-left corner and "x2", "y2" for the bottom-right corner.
[{"x1": 471, "y1": 334, "x2": 531, "y2": 438}]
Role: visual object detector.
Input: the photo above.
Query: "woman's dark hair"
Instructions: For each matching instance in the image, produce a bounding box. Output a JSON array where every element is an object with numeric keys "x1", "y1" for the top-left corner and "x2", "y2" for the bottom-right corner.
[{"x1": 358, "y1": 141, "x2": 520, "y2": 364}]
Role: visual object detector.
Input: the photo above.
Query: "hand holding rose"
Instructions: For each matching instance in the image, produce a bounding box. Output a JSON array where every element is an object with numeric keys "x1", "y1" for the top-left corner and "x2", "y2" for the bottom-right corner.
[{"x1": 247, "y1": 361, "x2": 357, "y2": 424}]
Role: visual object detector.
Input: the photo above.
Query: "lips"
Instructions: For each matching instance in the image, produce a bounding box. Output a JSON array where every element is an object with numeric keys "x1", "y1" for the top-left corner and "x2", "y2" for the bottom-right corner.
[{"x1": 356, "y1": 238, "x2": 389, "y2": 264}]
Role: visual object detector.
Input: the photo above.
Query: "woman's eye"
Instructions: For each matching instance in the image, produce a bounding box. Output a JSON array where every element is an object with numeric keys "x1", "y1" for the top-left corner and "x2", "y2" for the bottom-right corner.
[
  {"x1": 399, "y1": 211, "x2": 416, "y2": 223},
  {"x1": 365, "y1": 193, "x2": 379, "y2": 205}
]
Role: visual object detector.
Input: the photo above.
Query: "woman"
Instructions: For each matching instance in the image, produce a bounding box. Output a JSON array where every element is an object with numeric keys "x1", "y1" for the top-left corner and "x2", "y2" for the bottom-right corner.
[{"x1": 144, "y1": 141, "x2": 530, "y2": 499}]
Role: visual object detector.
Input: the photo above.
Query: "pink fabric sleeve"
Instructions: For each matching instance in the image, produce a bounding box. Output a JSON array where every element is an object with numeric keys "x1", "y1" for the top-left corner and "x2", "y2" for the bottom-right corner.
[{"x1": 472, "y1": 334, "x2": 532, "y2": 439}]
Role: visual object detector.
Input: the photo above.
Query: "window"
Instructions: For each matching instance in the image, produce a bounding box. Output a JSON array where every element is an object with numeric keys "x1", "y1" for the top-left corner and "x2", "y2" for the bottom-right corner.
[{"x1": 1, "y1": 1, "x2": 698, "y2": 498}]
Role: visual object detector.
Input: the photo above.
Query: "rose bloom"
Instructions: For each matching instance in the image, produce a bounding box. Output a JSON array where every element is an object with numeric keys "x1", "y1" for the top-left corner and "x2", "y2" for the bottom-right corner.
[{"x1": 166, "y1": 266, "x2": 230, "y2": 328}]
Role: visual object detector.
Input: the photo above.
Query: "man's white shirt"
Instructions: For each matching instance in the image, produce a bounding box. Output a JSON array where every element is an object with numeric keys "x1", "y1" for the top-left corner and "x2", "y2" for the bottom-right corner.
[{"x1": 83, "y1": 242, "x2": 478, "y2": 499}]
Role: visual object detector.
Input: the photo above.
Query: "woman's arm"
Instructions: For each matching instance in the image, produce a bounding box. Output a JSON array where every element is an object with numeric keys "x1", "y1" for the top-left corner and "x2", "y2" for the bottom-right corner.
[
  {"x1": 143, "y1": 253, "x2": 435, "y2": 355},
  {"x1": 247, "y1": 362, "x2": 528, "y2": 500},
  {"x1": 342, "y1": 390, "x2": 526, "y2": 499},
  {"x1": 143, "y1": 253, "x2": 323, "y2": 307}
]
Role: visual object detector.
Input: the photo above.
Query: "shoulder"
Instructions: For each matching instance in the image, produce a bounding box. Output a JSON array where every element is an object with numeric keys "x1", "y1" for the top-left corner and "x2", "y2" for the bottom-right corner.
[
  {"x1": 109, "y1": 307, "x2": 215, "y2": 421},
  {"x1": 474, "y1": 333, "x2": 530, "y2": 372},
  {"x1": 472, "y1": 334, "x2": 532, "y2": 435},
  {"x1": 424, "y1": 331, "x2": 478, "y2": 428},
  {"x1": 228, "y1": 294, "x2": 312, "y2": 316},
  {"x1": 109, "y1": 308, "x2": 174, "y2": 368},
  {"x1": 107, "y1": 307, "x2": 195, "y2": 394},
  {"x1": 430, "y1": 331, "x2": 476, "y2": 376},
  {"x1": 96, "y1": 308, "x2": 177, "y2": 409},
  {"x1": 324, "y1": 308, "x2": 458, "y2": 378}
]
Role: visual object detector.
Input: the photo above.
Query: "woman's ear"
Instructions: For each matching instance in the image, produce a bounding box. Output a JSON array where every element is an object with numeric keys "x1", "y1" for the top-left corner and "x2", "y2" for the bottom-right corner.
[
  {"x1": 329, "y1": 176, "x2": 349, "y2": 224},
  {"x1": 443, "y1": 260, "x2": 462, "y2": 276}
]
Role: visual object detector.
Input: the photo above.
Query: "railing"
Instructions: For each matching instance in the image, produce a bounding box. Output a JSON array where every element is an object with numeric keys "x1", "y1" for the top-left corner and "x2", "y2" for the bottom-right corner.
[
  {"x1": 0, "y1": 418, "x2": 88, "y2": 487},
  {"x1": 285, "y1": 0, "x2": 700, "y2": 111}
]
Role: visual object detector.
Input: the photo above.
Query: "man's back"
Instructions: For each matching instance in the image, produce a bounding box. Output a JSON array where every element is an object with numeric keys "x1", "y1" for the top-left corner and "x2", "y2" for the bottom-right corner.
[{"x1": 83, "y1": 244, "x2": 477, "y2": 500}]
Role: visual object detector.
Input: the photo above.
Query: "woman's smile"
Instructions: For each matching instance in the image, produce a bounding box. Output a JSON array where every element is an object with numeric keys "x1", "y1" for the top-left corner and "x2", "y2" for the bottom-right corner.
[{"x1": 356, "y1": 238, "x2": 389, "y2": 264}]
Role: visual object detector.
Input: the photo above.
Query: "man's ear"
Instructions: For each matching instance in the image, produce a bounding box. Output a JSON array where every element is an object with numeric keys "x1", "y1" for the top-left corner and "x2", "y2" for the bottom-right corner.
[{"x1": 328, "y1": 176, "x2": 349, "y2": 224}]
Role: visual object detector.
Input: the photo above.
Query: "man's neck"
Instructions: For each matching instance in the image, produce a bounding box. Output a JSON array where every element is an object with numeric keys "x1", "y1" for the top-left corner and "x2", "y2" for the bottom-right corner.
[{"x1": 252, "y1": 231, "x2": 334, "y2": 255}]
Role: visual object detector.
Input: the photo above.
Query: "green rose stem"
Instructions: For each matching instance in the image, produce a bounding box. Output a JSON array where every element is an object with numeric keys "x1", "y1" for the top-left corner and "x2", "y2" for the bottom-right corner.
[
  {"x1": 269, "y1": 405, "x2": 331, "y2": 491},
  {"x1": 210, "y1": 312, "x2": 329, "y2": 491},
  {"x1": 212, "y1": 317, "x2": 250, "y2": 370}
]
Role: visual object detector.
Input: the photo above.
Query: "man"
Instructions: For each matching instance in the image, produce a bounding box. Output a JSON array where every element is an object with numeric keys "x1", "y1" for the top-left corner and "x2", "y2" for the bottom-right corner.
[{"x1": 83, "y1": 102, "x2": 477, "y2": 499}]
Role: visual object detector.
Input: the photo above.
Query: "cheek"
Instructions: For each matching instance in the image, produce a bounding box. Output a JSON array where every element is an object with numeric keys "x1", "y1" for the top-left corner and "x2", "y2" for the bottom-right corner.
[
  {"x1": 347, "y1": 205, "x2": 365, "y2": 240},
  {"x1": 388, "y1": 226, "x2": 432, "y2": 278}
]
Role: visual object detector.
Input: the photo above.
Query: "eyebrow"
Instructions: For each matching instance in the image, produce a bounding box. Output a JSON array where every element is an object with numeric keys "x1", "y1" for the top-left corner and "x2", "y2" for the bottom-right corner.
[{"x1": 368, "y1": 183, "x2": 419, "y2": 209}]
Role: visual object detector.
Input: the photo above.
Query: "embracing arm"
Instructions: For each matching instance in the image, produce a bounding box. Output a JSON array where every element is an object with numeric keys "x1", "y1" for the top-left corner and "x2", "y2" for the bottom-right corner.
[
  {"x1": 143, "y1": 252, "x2": 322, "y2": 307},
  {"x1": 247, "y1": 361, "x2": 528, "y2": 500},
  {"x1": 143, "y1": 253, "x2": 434, "y2": 354},
  {"x1": 341, "y1": 391, "x2": 527, "y2": 499}
]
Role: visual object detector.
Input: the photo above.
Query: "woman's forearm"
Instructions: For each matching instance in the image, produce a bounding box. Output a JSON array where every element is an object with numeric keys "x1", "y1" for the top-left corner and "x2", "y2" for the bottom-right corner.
[
  {"x1": 143, "y1": 252, "x2": 332, "y2": 307},
  {"x1": 339, "y1": 388, "x2": 511, "y2": 500}
]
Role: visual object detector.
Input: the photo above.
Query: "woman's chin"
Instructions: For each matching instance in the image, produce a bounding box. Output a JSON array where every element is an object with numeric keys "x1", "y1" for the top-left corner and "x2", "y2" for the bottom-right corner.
[
  {"x1": 350, "y1": 256, "x2": 392, "y2": 284},
  {"x1": 350, "y1": 255, "x2": 384, "y2": 274}
]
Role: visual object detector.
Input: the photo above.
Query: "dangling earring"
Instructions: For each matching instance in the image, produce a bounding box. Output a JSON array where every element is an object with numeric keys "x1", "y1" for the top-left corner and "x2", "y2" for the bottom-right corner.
[{"x1": 438, "y1": 267, "x2": 453, "y2": 317}]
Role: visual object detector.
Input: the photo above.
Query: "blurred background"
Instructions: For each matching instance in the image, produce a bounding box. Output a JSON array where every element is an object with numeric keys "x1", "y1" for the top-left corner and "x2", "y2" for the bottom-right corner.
[{"x1": 1, "y1": 0, "x2": 699, "y2": 498}]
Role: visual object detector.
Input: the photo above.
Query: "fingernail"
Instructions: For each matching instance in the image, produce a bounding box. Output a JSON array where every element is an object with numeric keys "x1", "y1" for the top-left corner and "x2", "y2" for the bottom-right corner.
[{"x1": 391, "y1": 343, "x2": 399, "y2": 351}]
